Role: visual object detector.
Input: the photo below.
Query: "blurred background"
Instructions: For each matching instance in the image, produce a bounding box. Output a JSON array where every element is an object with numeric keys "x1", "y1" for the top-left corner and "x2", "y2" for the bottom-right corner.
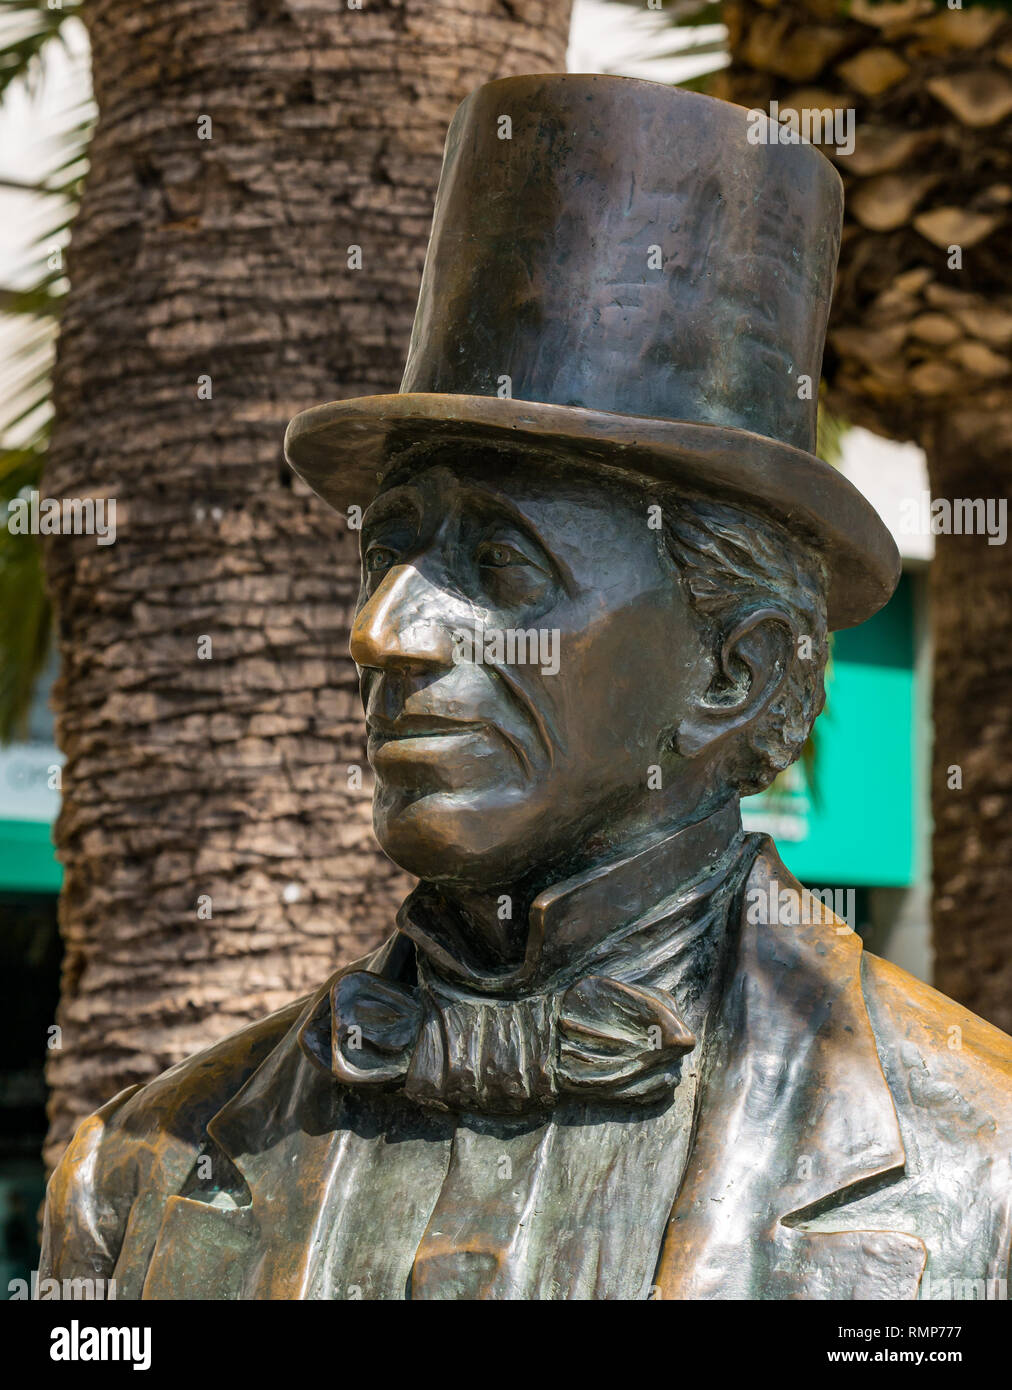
[{"x1": 1, "y1": 0, "x2": 1009, "y2": 1292}]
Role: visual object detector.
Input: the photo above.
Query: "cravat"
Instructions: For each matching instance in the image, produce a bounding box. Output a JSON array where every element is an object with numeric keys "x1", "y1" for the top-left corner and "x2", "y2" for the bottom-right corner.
[{"x1": 328, "y1": 962, "x2": 696, "y2": 1114}]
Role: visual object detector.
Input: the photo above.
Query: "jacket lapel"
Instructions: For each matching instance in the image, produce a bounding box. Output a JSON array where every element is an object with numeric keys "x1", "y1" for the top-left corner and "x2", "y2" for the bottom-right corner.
[
  {"x1": 656, "y1": 839, "x2": 926, "y2": 1300},
  {"x1": 207, "y1": 998, "x2": 347, "y2": 1299},
  {"x1": 141, "y1": 975, "x2": 341, "y2": 1300},
  {"x1": 144, "y1": 935, "x2": 452, "y2": 1301}
]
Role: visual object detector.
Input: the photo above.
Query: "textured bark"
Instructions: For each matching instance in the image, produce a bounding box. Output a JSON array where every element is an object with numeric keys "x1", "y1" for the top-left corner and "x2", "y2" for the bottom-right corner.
[
  {"x1": 926, "y1": 423, "x2": 1012, "y2": 1035},
  {"x1": 721, "y1": 0, "x2": 1011, "y2": 460},
  {"x1": 42, "y1": 0, "x2": 572, "y2": 1171},
  {"x1": 722, "y1": 0, "x2": 1012, "y2": 1030}
]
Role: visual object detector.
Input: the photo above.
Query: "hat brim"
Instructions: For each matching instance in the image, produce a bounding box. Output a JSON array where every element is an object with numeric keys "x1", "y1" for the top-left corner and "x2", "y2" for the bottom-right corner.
[{"x1": 284, "y1": 394, "x2": 900, "y2": 631}]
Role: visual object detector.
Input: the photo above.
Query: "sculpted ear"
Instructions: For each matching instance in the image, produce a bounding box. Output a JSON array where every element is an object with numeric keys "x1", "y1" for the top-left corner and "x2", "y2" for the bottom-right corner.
[{"x1": 674, "y1": 606, "x2": 797, "y2": 759}]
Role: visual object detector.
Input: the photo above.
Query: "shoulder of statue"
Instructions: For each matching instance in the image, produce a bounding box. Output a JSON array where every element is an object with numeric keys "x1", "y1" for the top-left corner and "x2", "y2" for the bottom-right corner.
[
  {"x1": 51, "y1": 996, "x2": 308, "y2": 1193},
  {"x1": 861, "y1": 948, "x2": 1012, "y2": 1142},
  {"x1": 41, "y1": 992, "x2": 315, "y2": 1282},
  {"x1": 121, "y1": 993, "x2": 317, "y2": 1146},
  {"x1": 746, "y1": 836, "x2": 1012, "y2": 1107}
]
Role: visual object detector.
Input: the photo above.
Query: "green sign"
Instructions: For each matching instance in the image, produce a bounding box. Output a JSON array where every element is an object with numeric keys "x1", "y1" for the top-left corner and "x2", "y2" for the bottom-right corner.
[
  {"x1": 743, "y1": 574, "x2": 917, "y2": 889},
  {"x1": 0, "y1": 818, "x2": 62, "y2": 894}
]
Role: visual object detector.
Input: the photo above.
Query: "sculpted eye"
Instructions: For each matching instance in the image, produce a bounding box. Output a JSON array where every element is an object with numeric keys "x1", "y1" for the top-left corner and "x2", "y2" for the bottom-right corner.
[
  {"x1": 477, "y1": 541, "x2": 528, "y2": 569},
  {"x1": 365, "y1": 545, "x2": 398, "y2": 574}
]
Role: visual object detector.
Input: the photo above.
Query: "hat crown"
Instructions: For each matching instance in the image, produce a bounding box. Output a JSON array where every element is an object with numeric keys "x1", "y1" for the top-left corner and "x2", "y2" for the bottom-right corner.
[{"x1": 401, "y1": 74, "x2": 843, "y2": 455}]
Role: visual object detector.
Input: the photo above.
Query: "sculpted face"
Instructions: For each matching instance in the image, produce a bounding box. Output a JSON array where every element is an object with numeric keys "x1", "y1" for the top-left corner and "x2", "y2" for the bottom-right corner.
[{"x1": 349, "y1": 452, "x2": 717, "y2": 888}]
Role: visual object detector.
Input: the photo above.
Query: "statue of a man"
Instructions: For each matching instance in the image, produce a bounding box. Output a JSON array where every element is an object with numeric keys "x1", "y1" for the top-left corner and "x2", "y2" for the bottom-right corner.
[{"x1": 42, "y1": 75, "x2": 1012, "y2": 1301}]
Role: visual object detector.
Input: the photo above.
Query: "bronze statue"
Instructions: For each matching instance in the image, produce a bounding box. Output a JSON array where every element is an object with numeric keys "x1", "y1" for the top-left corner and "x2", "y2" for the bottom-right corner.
[{"x1": 42, "y1": 75, "x2": 1012, "y2": 1300}]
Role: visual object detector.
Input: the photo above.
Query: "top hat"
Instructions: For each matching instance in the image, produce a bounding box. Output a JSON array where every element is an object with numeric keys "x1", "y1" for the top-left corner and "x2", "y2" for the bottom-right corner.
[{"x1": 284, "y1": 74, "x2": 900, "y2": 629}]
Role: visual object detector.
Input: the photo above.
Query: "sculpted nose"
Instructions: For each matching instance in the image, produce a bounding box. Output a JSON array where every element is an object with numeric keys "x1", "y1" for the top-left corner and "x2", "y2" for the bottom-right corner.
[{"x1": 350, "y1": 564, "x2": 455, "y2": 673}]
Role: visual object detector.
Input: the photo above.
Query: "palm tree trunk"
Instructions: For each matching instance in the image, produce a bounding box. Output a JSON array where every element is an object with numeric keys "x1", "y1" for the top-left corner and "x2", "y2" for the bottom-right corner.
[
  {"x1": 41, "y1": 0, "x2": 573, "y2": 1170},
  {"x1": 926, "y1": 422, "x2": 1012, "y2": 1033}
]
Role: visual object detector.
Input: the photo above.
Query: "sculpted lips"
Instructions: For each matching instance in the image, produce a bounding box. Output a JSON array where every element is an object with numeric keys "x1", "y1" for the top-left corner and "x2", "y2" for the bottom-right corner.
[
  {"x1": 363, "y1": 678, "x2": 539, "y2": 776},
  {"x1": 367, "y1": 713, "x2": 498, "y2": 784},
  {"x1": 367, "y1": 714, "x2": 490, "y2": 743},
  {"x1": 366, "y1": 710, "x2": 534, "y2": 780}
]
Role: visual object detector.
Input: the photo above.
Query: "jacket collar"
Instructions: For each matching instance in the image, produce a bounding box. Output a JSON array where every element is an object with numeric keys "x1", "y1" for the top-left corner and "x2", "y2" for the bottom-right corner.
[{"x1": 395, "y1": 799, "x2": 744, "y2": 993}]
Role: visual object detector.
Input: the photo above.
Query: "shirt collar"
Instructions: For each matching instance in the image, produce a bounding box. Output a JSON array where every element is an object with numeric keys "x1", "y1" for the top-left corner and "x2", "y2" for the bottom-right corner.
[{"x1": 396, "y1": 799, "x2": 744, "y2": 995}]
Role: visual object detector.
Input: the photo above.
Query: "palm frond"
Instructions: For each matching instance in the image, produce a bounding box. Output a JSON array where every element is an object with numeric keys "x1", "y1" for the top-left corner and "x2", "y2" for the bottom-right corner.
[
  {"x1": 0, "y1": 4, "x2": 92, "y2": 740},
  {"x1": 0, "y1": 0, "x2": 82, "y2": 101},
  {"x1": 576, "y1": 0, "x2": 729, "y2": 92}
]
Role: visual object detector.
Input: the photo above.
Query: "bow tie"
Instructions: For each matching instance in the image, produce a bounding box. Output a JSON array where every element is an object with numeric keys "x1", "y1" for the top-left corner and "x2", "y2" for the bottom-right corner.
[{"x1": 326, "y1": 964, "x2": 696, "y2": 1114}]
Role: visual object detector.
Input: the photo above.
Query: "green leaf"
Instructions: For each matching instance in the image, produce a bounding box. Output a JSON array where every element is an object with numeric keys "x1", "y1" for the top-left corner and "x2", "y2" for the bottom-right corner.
[
  {"x1": 0, "y1": 0, "x2": 92, "y2": 739},
  {"x1": 0, "y1": 0, "x2": 82, "y2": 102},
  {"x1": 817, "y1": 396, "x2": 849, "y2": 469}
]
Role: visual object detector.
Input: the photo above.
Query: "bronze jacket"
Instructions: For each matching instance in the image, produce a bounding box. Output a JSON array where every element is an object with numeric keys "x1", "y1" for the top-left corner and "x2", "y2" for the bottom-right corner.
[{"x1": 41, "y1": 843, "x2": 1012, "y2": 1300}]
